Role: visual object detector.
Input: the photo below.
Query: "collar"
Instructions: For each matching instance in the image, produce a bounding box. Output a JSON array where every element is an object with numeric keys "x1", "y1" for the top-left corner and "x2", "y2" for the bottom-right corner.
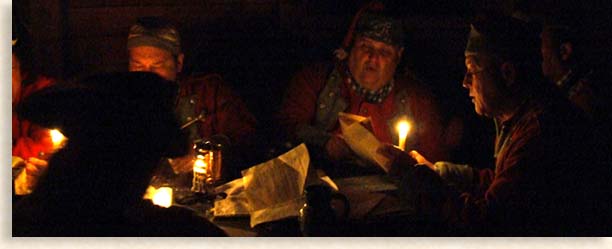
[{"x1": 343, "y1": 62, "x2": 394, "y2": 104}]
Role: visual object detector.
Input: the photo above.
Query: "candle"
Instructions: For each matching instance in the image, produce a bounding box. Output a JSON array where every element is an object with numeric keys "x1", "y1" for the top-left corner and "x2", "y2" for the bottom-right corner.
[
  {"x1": 193, "y1": 156, "x2": 207, "y2": 174},
  {"x1": 152, "y1": 187, "x2": 173, "y2": 208},
  {"x1": 192, "y1": 155, "x2": 208, "y2": 193},
  {"x1": 396, "y1": 120, "x2": 411, "y2": 151}
]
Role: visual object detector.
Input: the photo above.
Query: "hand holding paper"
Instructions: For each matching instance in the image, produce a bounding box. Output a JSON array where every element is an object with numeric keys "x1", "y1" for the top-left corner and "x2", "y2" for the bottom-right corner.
[{"x1": 338, "y1": 112, "x2": 390, "y2": 171}]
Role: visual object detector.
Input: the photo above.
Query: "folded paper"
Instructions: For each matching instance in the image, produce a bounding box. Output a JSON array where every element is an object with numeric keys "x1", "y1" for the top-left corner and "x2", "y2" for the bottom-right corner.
[{"x1": 338, "y1": 112, "x2": 390, "y2": 170}]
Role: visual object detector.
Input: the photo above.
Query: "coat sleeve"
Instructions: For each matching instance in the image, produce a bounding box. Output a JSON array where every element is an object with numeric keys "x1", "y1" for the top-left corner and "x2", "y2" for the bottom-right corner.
[
  {"x1": 459, "y1": 128, "x2": 541, "y2": 233},
  {"x1": 12, "y1": 77, "x2": 56, "y2": 159}
]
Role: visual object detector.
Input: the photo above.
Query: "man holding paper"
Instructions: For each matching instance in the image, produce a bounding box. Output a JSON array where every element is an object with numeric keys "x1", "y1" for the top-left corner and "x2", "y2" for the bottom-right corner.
[{"x1": 278, "y1": 4, "x2": 454, "y2": 175}]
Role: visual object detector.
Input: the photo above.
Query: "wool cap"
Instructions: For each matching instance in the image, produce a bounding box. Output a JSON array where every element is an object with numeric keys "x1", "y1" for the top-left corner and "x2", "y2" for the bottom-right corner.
[
  {"x1": 465, "y1": 14, "x2": 539, "y2": 62},
  {"x1": 354, "y1": 12, "x2": 404, "y2": 47},
  {"x1": 127, "y1": 16, "x2": 181, "y2": 56}
]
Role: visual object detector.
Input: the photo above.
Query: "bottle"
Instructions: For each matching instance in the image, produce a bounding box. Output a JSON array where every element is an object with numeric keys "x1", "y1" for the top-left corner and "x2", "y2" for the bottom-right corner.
[{"x1": 298, "y1": 185, "x2": 349, "y2": 236}]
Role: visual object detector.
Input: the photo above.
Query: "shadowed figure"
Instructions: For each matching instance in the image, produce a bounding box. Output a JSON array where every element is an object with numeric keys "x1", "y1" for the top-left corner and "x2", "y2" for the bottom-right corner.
[{"x1": 12, "y1": 72, "x2": 226, "y2": 236}]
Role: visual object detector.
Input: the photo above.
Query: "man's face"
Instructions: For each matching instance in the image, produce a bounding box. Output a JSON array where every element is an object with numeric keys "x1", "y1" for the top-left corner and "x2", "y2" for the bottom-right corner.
[
  {"x1": 348, "y1": 36, "x2": 403, "y2": 91},
  {"x1": 12, "y1": 53, "x2": 22, "y2": 104},
  {"x1": 128, "y1": 46, "x2": 183, "y2": 81},
  {"x1": 540, "y1": 29, "x2": 562, "y2": 81},
  {"x1": 463, "y1": 55, "x2": 504, "y2": 118}
]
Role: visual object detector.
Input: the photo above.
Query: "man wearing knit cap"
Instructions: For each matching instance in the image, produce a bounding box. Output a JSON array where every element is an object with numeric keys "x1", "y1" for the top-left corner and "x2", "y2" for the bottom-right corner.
[
  {"x1": 278, "y1": 5, "x2": 455, "y2": 177},
  {"x1": 127, "y1": 16, "x2": 256, "y2": 178},
  {"x1": 381, "y1": 14, "x2": 612, "y2": 235}
]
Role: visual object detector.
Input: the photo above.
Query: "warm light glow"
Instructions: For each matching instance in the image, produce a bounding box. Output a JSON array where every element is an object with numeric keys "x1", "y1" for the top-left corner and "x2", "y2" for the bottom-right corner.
[
  {"x1": 194, "y1": 158, "x2": 207, "y2": 174},
  {"x1": 396, "y1": 120, "x2": 412, "y2": 151},
  {"x1": 152, "y1": 187, "x2": 173, "y2": 208},
  {"x1": 49, "y1": 129, "x2": 66, "y2": 148}
]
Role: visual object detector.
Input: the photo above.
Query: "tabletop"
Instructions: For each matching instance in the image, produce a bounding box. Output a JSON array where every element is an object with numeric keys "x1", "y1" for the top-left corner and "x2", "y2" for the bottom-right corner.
[{"x1": 163, "y1": 173, "x2": 443, "y2": 236}]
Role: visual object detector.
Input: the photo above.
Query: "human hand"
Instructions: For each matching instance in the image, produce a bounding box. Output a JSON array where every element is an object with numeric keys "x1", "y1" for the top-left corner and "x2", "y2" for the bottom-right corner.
[
  {"x1": 24, "y1": 157, "x2": 49, "y2": 190},
  {"x1": 377, "y1": 144, "x2": 417, "y2": 173},
  {"x1": 407, "y1": 150, "x2": 434, "y2": 170},
  {"x1": 325, "y1": 135, "x2": 352, "y2": 161}
]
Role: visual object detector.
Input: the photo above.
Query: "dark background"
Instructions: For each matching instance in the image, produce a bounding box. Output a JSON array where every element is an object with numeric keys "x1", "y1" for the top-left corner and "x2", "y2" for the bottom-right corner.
[{"x1": 13, "y1": 0, "x2": 612, "y2": 167}]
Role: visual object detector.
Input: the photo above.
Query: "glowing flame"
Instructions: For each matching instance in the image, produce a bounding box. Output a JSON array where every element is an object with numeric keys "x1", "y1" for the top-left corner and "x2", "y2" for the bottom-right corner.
[
  {"x1": 49, "y1": 129, "x2": 66, "y2": 148},
  {"x1": 152, "y1": 187, "x2": 173, "y2": 208},
  {"x1": 396, "y1": 120, "x2": 412, "y2": 151},
  {"x1": 193, "y1": 157, "x2": 207, "y2": 174}
]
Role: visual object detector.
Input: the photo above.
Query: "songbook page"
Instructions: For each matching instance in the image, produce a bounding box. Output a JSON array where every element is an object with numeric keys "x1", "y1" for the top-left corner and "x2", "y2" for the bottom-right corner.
[{"x1": 338, "y1": 112, "x2": 390, "y2": 171}]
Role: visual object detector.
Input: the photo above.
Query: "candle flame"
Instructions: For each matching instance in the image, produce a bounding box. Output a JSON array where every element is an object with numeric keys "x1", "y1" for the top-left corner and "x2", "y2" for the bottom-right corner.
[
  {"x1": 152, "y1": 187, "x2": 173, "y2": 208},
  {"x1": 396, "y1": 120, "x2": 411, "y2": 151},
  {"x1": 396, "y1": 121, "x2": 411, "y2": 136},
  {"x1": 49, "y1": 129, "x2": 66, "y2": 148},
  {"x1": 194, "y1": 158, "x2": 207, "y2": 174}
]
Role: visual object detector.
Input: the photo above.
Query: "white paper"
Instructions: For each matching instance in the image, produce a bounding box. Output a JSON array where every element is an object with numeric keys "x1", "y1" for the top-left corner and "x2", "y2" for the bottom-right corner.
[
  {"x1": 213, "y1": 178, "x2": 249, "y2": 217},
  {"x1": 338, "y1": 112, "x2": 390, "y2": 170},
  {"x1": 241, "y1": 143, "x2": 310, "y2": 227}
]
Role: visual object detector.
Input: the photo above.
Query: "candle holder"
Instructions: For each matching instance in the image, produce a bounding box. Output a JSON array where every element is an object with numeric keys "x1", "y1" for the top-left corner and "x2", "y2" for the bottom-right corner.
[{"x1": 189, "y1": 141, "x2": 223, "y2": 197}]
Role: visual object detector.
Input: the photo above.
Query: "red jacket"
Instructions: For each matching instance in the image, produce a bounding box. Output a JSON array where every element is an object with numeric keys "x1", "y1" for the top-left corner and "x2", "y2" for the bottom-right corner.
[
  {"x1": 177, "y1": 73, "x2": 256, "y2": 147},
  {"x1": 278, "y1": 63, "x2": 451, "y2": 162},
  {"x1": 12, "y1": 76, "x2": 55, "y2": 159}
]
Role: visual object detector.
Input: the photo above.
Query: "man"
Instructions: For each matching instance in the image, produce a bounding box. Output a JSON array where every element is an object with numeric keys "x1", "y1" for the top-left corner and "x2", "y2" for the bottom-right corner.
[
  {"x1": 382, "y1": 15, "x2": 611, "y2": 235},
  {"x1": 278, "y1": 7, "x2": 455, "y2": 176},
  {"x1": 13, "y1": 73, "x2": 226, "y2": 236},
  {"x1": 540, "y1": 20, "x2": 612, "y2": 147},
  {"x1": 127, "y1": 17, "x2": 256, "y2": 177}
]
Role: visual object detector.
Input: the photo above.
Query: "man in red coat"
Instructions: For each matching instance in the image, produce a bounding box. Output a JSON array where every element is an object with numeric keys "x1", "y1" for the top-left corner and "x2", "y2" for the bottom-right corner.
[
  {"x1": 12, "y1": 33, "x2": 56, "y2": 196},
  {"x1": 278, "y1": 6, "x2": 456, "y2": 176},
  {"x1": 127, "y1": 17, "x2": 256, "y2": 178}
]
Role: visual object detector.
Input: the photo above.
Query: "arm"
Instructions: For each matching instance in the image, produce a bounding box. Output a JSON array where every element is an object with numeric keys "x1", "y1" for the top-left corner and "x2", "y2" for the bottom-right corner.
[
  {"x1": 459, "y1": 132, "x2": 541, "y2": 233},
  {"x1": 12, "y1": 76, "x2": 56, "y2": 159}
]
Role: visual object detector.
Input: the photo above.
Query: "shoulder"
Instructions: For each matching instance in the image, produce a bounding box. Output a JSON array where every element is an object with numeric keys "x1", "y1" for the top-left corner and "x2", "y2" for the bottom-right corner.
[
  {"x1": 179, "y1": 73, "x2": 242, "y2": 99},
  {"x1": 180, "y1": 73, "x2": 225, "y2": 89},
  {"x1": 393, "y1": 73, "x2": 439, "y2": 112},
  {"x1": 394, "y1": 72, "x2": 435, "y2": 99}
]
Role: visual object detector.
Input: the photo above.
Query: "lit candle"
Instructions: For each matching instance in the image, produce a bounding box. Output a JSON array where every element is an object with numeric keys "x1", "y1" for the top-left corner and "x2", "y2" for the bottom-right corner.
[
  {"x1": 396, "y1": 120, "x2": 411, "y2": 151},
  {"x1": 49, "y1": 129, "x2": 66, "y2": 150},
  {"x1": 152, "y1": 187, "x2": 173, "y2": 208},
  {"x1": 193, "y1": 156, "x2": 207, "y2": 174}
]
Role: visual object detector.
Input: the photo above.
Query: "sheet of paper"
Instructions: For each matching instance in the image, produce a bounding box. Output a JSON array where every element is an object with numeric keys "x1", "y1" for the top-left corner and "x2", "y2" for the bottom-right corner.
[
  {"x1": 213, "y1": 178, "x2": 249, "y2": 217},
  {"x1": 241, "y1": 144, "x2": 310, "y2": 227},
  {"x1": 339, "y1": 112, "x2": 390, "y2": 170}
]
